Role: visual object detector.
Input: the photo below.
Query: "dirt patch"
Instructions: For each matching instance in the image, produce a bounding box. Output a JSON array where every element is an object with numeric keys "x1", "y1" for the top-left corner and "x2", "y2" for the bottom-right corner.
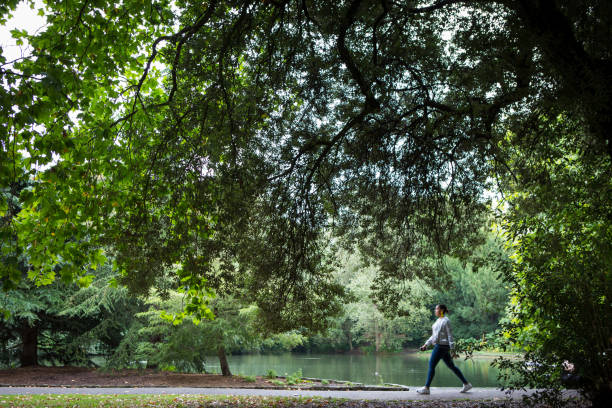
[{"x1": 0, "y1": 366, "x2": 318, "y2": 388}]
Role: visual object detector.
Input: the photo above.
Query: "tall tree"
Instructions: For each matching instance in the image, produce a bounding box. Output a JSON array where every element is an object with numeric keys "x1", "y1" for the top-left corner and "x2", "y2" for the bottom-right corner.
[{"x1": 0, "y1": 268, "x2": 140, "y2": 367}]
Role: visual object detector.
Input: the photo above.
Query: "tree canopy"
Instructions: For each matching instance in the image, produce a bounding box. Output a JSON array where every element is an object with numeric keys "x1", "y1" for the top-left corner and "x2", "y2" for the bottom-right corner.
[{"x1": 2, "y1": 0, "x2": 607, "y2": 316}]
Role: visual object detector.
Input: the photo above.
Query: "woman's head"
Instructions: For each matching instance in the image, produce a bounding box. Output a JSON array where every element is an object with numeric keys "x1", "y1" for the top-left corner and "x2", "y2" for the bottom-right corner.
[{"x1": 435, "y1": 304, "x2": 449, "y2": 317}]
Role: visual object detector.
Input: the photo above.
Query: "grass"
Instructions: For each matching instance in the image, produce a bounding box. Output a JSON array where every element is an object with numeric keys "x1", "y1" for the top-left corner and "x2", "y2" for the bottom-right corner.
[
  {"x1": 0, "y1": 395, "x2": 350, "y2": 408},
  {"x1": 0, "y1": 394, "x2": 581, "y2": 407},
  {"x1": 237, "y1": 373, "x2": 257, "y2": 382}
]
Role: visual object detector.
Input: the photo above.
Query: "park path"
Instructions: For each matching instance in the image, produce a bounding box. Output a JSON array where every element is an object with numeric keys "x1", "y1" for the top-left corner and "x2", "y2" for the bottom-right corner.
[{"x1": 0, "y1": 387, "x2": 579, "y2": 401}]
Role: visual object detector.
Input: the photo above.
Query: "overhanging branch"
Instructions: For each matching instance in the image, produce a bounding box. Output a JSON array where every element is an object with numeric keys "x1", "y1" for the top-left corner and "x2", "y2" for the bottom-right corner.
[{"x1": 111, "y1": 0, "x2": 219, "y2": 128}]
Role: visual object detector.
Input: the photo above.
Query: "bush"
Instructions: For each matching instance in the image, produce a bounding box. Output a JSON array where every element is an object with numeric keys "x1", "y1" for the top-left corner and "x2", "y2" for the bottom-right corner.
[{"x1": 285, "y1": 369, "x2": 303, "y2": 385}]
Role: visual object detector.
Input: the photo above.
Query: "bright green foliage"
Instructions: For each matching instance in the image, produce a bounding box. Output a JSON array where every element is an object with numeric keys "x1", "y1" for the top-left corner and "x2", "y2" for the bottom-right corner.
[
  {"x1": 300, "y1": 249, "x2": 431, "y2": 352},
  {"x1": 0, "y1": 177, "x2": 142, "y2": 367},
  {"x1": 0, "y1": 0, "x2": 217, "y2": 321},
  {"x1": 495, "y1": 116, "x2": 612, "y2": 406},
  {"x1": 285, "y1": 368, "x2": 303, "y2": 386},
  {"x1": 259, "y1": 331, "x2": 305, "y2": 353},
  {"x1": 344, "y1": 266, "x2": 429, "y2": 352},
  {"x1": 300, "y1": 242, "x2": 510, "y2": 353},
  {"x1": 3, "y1": 0, "x2": 175, "y2": 285}
]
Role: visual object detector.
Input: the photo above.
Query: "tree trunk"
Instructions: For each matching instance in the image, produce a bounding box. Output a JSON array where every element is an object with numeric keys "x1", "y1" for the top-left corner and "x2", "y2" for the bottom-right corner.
[
  {"x1": 218, "y1": 346, "x2": 231, "y2": 376},
  {"x1": 20, "y1": 324, "x2": 38, "y2": 367}
]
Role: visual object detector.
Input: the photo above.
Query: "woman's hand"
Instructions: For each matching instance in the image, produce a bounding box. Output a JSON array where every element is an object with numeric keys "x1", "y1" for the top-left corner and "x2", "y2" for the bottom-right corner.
[{"x1": 420, "y1": 345, "x2": 427, "y2": 351}]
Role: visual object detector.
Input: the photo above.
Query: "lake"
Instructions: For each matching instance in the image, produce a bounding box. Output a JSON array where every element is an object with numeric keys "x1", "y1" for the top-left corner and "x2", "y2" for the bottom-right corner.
[{"x1": 209, "y1": 352, "x2": 507, "y2": 387}]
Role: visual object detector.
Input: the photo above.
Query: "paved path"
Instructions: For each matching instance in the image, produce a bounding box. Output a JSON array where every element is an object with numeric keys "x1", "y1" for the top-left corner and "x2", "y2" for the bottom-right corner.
[{"x1": 0, "y1": 387, "x2": 580, "y2": 401}]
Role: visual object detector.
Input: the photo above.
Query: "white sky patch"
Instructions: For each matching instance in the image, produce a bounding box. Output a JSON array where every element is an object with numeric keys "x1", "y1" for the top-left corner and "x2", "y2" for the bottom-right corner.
[
  {"x1": 0, "y1": 1, "x2": 46, "y2": 64},
  {"x1": 1, "y1": 2, "x2": 52, "y2": 170}
]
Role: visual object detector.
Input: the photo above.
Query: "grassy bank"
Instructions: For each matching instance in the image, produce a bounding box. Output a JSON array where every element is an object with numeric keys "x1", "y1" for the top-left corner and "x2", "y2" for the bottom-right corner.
[{"x1": 0, "y1": 394, "x2": 585, "y2": 407}]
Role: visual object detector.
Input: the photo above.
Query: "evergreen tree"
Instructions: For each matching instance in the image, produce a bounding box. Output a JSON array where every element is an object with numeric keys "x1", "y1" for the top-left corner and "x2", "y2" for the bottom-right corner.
[{"x1": 0, "y1": 263, "x2": 142, "y2": 367}]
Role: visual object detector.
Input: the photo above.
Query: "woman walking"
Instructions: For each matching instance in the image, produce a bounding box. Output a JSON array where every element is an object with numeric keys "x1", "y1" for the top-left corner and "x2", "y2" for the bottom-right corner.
[{"x1": 416, "y1": 304, "x2": 472, "y2": 394}]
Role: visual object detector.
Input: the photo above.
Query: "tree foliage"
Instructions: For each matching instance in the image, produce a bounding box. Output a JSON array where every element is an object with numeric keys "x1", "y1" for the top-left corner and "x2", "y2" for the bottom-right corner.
[
  {"x1": 302, "y1": 241, "x2": 510, "y2": 353},
  {"x1": 495, "y1": 116, "x2": 612, "y2": 406},
  {"x1": 3, "y1": 0, "x2": 610, "y2": 316},
  {"x1": 106, "y1": 292, "x2": 304, "y2": 374}
]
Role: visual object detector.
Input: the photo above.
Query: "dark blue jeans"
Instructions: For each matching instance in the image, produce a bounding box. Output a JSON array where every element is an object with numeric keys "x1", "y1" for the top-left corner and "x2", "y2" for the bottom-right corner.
[{"x1": 425, "y1": 344, "x2": 468, "y2": 387}]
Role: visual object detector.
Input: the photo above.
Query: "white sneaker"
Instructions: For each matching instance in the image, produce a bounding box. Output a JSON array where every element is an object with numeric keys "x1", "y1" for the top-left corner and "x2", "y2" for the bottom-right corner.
[
  {"x1": 460, "y1": 383, "x2": 472, "y2": 393},
  {"x1": 416, "y1": 386, "x2": 430, "y2": 394}
]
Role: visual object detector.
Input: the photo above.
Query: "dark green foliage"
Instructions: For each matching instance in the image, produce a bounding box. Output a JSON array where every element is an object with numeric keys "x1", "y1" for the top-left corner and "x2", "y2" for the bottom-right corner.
[{"x1": 58, "y1": 264, "x2": 144, "y2": 361}]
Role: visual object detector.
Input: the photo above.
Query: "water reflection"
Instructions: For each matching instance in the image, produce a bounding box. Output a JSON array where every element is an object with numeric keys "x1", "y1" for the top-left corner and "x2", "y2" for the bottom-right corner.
[{"x1": 206, "y1": 352, "x2": 505, "y2": 387}]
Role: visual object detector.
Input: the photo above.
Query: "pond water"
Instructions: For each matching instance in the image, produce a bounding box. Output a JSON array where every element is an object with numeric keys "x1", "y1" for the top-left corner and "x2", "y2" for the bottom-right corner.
[{"x1": 208, "y1": 352, "x2": 506, "y2": 387}]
